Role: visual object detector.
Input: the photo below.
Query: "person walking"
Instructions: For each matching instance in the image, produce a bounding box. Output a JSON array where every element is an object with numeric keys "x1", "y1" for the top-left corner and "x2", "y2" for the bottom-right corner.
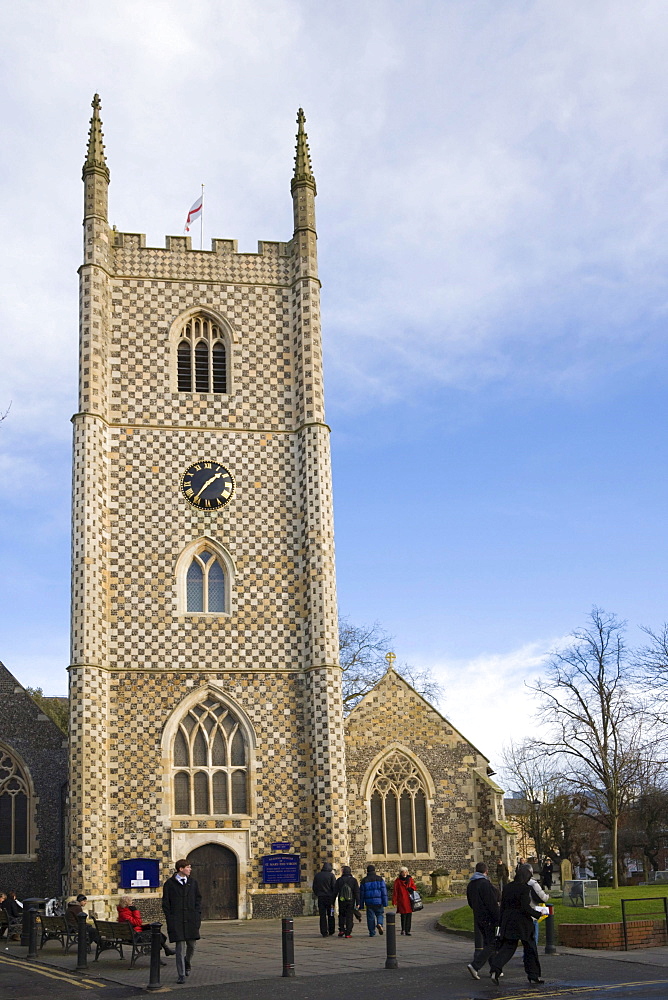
[
  {"x1": 392, "y1": 866, "x2": 416, "y2": 936},
  {"x1": 312, "y1": 862, "x2": 337, "y2": 937},
  {"x1": 334, "y1": 865, "x2": 359, "y2": 938},
  {"x1": 540, "y1": 858, "x2": 553, "y2": 890},
  {"x1": 162, "y1": 860, "x2": 202, "y2": 984},
  {"x1": 465, "y1": 862, "x2": 500, "y2": 980},
  {"x1": 359, "y1": 864, "x2": 388, "y2": 937},
  {"x1": 489, "y1": 864, "x2": 545, "y2": 985},
  {"x1": 527, "y1": 865, "x2": 549, "y2": 948},
  {"x1": 495, "y1": 858, "x2": 510, "y2": 891}
]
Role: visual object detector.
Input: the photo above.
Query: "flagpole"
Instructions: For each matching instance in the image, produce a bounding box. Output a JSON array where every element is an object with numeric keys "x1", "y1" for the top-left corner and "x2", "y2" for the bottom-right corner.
[{"x1": 200, "y1": 183, "x2": 204, "y2": 251}]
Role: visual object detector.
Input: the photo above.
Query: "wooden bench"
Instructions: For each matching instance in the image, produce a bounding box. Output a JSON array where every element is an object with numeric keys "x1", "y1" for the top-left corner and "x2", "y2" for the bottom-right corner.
[
  {"x1": 0, "y1": 909, "x2": 22, "y2": 940},
  {"x1": 93, "y1": 919, "x2": 152, "y2": 968},
  {"x1": 39, "y1": 915, "x2": 71, "y2": 951}
]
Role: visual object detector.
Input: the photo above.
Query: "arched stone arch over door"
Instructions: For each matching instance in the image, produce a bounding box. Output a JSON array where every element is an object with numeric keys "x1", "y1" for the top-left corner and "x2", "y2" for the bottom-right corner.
[{"x1": 187, "y1": 843, "x2": 238, "y2": 919}]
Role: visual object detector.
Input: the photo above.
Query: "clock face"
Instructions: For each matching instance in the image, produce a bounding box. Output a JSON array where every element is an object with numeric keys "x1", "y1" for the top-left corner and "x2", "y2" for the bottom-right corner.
[{"x1": 181, "y1": 461, "x2": 235, "y2": 511}]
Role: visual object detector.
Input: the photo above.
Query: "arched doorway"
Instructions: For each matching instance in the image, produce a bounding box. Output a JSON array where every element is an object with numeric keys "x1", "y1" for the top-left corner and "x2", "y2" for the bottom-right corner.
[{"x1": 187, "y1": 843, "x2": 238, "y2": 919}]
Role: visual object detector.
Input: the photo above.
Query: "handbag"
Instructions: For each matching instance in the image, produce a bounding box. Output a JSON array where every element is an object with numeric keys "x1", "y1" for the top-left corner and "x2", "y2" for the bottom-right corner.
[{"x1": 408, "y1": 888, "x2": 423, "y2": 912}]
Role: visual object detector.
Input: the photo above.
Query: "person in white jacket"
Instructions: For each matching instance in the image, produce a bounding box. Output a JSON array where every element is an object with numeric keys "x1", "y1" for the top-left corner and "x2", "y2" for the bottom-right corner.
[{"x1": 527, "y1": 865, "x2": 549, "y2": 946}]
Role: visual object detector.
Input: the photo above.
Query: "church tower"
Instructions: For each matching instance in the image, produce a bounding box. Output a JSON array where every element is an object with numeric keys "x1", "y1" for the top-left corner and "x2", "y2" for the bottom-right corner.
[{"x1": 69, "y1": 97, "x2": 348, "y2": 917}]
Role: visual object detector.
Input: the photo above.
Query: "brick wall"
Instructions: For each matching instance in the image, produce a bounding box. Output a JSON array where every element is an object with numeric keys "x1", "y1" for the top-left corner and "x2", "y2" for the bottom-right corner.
[{"x1": 559, "y1": 919, "x2": 668, "y2": 949}]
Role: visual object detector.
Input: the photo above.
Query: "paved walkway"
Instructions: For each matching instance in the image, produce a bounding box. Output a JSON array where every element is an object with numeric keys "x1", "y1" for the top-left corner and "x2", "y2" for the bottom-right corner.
[{"x1": 5, "y1": 899, "x2": 668, "y2": 992}]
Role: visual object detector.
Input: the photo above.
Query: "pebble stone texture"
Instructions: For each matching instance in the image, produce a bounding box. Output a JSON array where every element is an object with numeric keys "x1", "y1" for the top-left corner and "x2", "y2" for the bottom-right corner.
[
  {"x1": 69, "y1": 99, "x2": 348, "y2": 918},
  {"x1": 0, "y1": 662, "x2": 68, "y2": 898},
  {"x1": 344, "y1": 668, "x2": 514, "y2": 880}
]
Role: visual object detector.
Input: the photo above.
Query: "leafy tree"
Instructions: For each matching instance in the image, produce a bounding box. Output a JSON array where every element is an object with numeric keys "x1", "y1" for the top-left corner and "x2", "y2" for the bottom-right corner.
[
  {"x1": 527, "y1": 608, "x2": 664, "y2": 888},
  {"x1": 26, "y1": 687, "x2": 68, "y2": 733},
  {"x1": 338, "y1": 616, "x2": 442, "y2": 714}
]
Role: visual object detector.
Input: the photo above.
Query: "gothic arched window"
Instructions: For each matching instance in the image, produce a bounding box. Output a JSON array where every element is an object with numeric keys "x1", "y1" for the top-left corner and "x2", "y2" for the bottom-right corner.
[
  {"x1": 177, "y1": 315, "x2": 228, "y2": 394},
  {"x1": 0, "y1": 746, "x2": 31, "y2": 857},
  {"x1": 369, "y1": 751, "x2": 429, "y2": 857},
  {"x1": 185, "y1": 550, "x2": 226, "y2": 613},
  {"x1": 172, "y1": 698, "x2": 249, "y2": 816}
]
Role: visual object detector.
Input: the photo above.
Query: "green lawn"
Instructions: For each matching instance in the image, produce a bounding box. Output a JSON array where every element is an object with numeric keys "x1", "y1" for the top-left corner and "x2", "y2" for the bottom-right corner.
[{"x1": 439, "y1": 886, "x2": 668, "y2": 942}]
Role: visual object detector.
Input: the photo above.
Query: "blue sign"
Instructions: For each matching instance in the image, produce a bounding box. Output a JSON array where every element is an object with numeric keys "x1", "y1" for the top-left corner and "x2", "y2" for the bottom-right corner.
[
  {"x1": 261, "y1": 854, "x2": 301, "y2": 884},
  {"x1": 271, "y1": 842, "x2": 291, "y2": 851},
  {"x1": 119, "y1": 858, "x2": 161, "y2": 889}
]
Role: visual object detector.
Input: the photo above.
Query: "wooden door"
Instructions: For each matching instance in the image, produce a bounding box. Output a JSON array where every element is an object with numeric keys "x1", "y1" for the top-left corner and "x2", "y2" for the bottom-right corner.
[{"x1": 187, "y1": 843, "x2": 238, "y2": 919}]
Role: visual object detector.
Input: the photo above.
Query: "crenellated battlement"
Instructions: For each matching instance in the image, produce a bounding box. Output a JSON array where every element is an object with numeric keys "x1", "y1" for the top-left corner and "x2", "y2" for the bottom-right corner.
[{"x1": 111, "y1": 230, "x2": 290, "y2": 258}]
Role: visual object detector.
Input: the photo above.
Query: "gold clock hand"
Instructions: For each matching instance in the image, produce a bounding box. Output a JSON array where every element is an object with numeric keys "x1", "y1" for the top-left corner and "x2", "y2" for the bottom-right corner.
[{"x1": 193, "y1": 472, "x2": 223, "y2": 502}]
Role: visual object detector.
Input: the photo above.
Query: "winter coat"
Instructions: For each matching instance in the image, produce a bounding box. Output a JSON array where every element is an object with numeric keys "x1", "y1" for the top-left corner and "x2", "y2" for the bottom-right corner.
[
  {"x1": 359, "y1": 875, "x2": 388, "y2": 909},
  {"x1": 498, "y1": 880, "x2": 543, "y2": 941},
  {"x1": 161, "y1": 875, "x2": 202, "y2": 943},
  {"x1": 312, "y1": 870, "x2": 337, "y2": 903},
  {"x1": 466, "y1": 873, "x2": 500, "y2": 926},
  {"x1": 334, "y1": 874, "x2": 360, "y2": 907},
  {"x1": 2, "y1": 898, "x2": 23, "y2": 921},
  {"x1": 392, "y1": 875, "x2": 416, "y2": 915},
  {"x1": 117, "y1": 905, "x2": 143, "y2": 933}
]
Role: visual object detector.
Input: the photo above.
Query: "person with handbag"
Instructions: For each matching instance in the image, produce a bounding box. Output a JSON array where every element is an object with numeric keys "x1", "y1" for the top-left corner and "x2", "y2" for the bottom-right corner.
[
  {"x1": 392, "y1": 866, "x2": 416, "y2": 935},
  {"x1": 465, "y1": 862, "x2": 500, "y2": 980}
]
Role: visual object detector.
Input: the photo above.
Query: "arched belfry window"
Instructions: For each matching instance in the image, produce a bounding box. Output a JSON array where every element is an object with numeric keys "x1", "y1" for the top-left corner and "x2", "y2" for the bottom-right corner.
[
  {"x1": 186, "y1": 550, "x2": 225, "y2": 613},
  {"x1": 369, "y1": 751, "x2": 429, "y2": 857},
  {"x1": 177, "y1": 315, "x2": 228, "y2": 394},
  {"x1": 0, "y1": 746, "x2": 31, "y2": 857},
  {"x1": 172, "y1": 698, "x2": 249, "y2": 816}
]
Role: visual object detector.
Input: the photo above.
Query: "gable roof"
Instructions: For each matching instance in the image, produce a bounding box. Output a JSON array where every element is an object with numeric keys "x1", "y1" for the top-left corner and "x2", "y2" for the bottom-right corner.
[{"x1": 346, "y1": 665, "x2": 492, "y2": 767}]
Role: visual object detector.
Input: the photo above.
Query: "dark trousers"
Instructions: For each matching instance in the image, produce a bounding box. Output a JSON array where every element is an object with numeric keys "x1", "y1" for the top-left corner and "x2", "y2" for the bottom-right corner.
[
  {"x1": 400, "y1": 912, "x2": 412, "y2": 933},
  {"x1": 338, "y1": 901, "x2": 354, "y2": 936},
  {"x1": 317, "y1": 898, "x2": 335, "y2": 936},
  {"x1": 491, "y1": 936, "x2": 542, "y2": 979},
  {"x1": 471, "y1": 919, "x2": 497, "y2": 970}
]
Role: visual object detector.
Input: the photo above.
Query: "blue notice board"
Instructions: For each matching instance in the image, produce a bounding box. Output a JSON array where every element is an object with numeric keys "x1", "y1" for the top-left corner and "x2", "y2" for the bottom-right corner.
[
  {"x1": 119, "y1": 858, "x2": 161, "y2": 889},
  {"x1": 261, "y1": 853, "x2": 301, "y2": 884}
]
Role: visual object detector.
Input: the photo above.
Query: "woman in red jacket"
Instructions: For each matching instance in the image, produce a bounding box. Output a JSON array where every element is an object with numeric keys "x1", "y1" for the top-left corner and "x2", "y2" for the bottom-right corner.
[
  {"x1": 392, "y1": 867, "x2": 416, "y2": 935},
  {"x1": 117, "y1": 896, "x2": 175, "y2": 957}
]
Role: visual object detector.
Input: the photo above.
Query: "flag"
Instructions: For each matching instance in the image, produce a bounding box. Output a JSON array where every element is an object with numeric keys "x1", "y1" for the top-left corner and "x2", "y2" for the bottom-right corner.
[{"x1": 184, "y1": 194, "x2": 203, "y2": 233}]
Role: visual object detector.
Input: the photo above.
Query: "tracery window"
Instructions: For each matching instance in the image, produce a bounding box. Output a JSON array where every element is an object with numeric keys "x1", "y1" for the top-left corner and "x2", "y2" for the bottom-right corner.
[
  {"x1": 0, "y1": 747, "x2": 31, "y2": 856},
  {"x1": 172, "y1": 698, "x2": 249, "y2": 816},
  {"x1": 369, "y1": 751, "x2": 429, "y2": 857},
  {"x1": 186, "y1": 549, "x2": 226, "y2": 613},
  {"x1": 177, "y1": 315, "x2": 228, "y2": 394}
]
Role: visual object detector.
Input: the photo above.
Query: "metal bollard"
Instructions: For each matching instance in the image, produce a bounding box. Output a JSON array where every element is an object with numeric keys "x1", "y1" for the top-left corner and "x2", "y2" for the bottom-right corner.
[
  {"x1": 384, "y1": 910, "x2": 398, "y2": 969},
  {"x1": 147, "y1": 922, "x2": 163, "y2": 991},
  {"x1": 76, "y1": 911, "x2": 88, "y2": 971},
  {"x1": 544, "y1": 905, "x2": 557, "y2": 955},
  {"x1": 26, "y1": 909, "x2": 38, "y2": 960},
  {"x1": 282, "y1": 917, "x2": 295, "y2": 977}
]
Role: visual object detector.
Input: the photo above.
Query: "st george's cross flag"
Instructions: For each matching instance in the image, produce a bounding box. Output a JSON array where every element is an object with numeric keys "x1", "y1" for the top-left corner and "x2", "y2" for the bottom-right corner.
[{"x1": 184, "y1": 193, "x2": 203, "y2": 233}]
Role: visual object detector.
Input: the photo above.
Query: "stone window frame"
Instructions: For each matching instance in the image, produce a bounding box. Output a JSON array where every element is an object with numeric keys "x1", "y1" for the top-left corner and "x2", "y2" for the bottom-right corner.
[
  {"x1": 161, "y1": 685, "x2": 257, "y2": 823},
  {"x1": 175, "y1": 536, "x2": 235, "y2": 617},
  {"x1": 0, "y1": 742, "x2": 36, "y2": 861},
  {"x1": 362, "y1": 745, "x2": 434, "y2": 861},
  {"x1": 168, "y1": 307, "x2": 236, "y2": 397}
]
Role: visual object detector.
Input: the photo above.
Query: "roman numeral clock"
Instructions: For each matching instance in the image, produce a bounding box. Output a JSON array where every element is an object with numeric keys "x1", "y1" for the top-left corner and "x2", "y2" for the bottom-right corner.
[{"x1": 181, "y1": 461, "x2": 236, "y2": 511}]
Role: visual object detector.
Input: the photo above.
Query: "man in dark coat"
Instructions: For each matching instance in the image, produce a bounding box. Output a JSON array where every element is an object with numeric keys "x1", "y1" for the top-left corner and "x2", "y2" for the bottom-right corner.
[
  {"x1": 334, "y1": 865, "x2": 360, "y2": 938},
  {"x1": 312, "y1": 861, "x2": 337, "y2": 937},
  {"x1": 466, "y1": 862, "x2": 500, "y2": 980},
  {"x1": 162, "y1": 860, "x2": 202, "y2": 984},
  {"x1": 495, "y1": 858, "x2": 510, "y2": 890},
  {"x1": 489, "y1": 864, "x2": 545, "y2": 985}
]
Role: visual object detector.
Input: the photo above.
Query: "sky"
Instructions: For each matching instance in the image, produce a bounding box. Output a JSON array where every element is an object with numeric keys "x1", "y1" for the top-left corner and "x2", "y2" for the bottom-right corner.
[{"x1": 1, "y1": 0, "x2": 667, "y2": 769}]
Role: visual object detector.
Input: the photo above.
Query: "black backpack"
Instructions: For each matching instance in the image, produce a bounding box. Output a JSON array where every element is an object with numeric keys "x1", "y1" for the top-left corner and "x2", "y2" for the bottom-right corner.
[{"x1": 339, "y1": 881, "x2": 353, "y2": 903}]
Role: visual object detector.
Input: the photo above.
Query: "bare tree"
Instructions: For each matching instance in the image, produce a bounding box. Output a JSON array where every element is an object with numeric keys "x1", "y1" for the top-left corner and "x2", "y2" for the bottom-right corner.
[
  {"x1": 527, "y1": 608, "x2": 664, "y2": 888},
  {"x1": 0, "y1": 402, "x2": 10, "y2": 425},
  {"x1": 338, "y1": 616, "x2": 442, "y2": 714},
  {"x1": 636, "y1": 624, "x2": 668, "y2": 723}
]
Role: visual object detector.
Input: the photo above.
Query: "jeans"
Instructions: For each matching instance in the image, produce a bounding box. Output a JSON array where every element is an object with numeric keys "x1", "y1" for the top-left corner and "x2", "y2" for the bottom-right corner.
[
  {"x1": 175, "y1": 939, "x2": 196, "y2": 978},
  {"x1": 365, "y1": 905, "x2": 384, "y2": 935}
]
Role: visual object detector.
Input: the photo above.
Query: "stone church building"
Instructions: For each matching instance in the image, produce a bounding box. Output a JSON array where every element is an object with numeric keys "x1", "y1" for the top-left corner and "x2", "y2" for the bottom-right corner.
[{"x1": 1, "y1": 98, "x2": 513, "y2": 915}]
